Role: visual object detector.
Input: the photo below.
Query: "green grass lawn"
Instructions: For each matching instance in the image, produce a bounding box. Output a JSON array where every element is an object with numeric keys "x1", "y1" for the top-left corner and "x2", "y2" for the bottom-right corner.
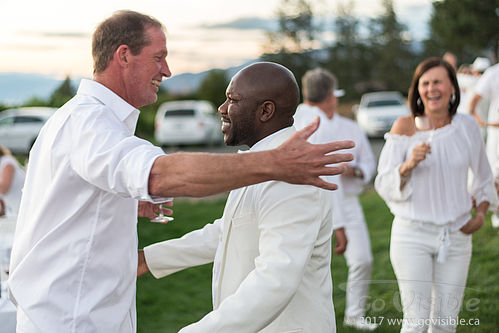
[{"x1": 137, "y1": 190, "x2": 499, "y2": 332}]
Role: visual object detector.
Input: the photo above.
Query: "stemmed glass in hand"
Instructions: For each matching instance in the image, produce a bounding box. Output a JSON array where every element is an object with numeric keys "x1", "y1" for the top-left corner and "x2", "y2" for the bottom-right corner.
[
  {"x1": 151, "y1": 198, "x2": 174, "y2": 223},
  {"x1": 415, "y1": 115, "x2": 435, "y2": 143}
]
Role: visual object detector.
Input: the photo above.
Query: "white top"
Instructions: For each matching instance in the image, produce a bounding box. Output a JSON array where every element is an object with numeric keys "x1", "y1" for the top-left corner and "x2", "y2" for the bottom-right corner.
[
  {"x1": 294, "y1": 104, "x2": 376, "y2": 227},
  {"x1": 8, "y1": 79, "x2": 166, "y2": 332},
  {"x1": 375, "y1": 113, "x2": 498, "y2": 231},
  {"x1": 145, "y1": 127, "x2": 334, "y2": 333},
  {"x1": 0, "y1": 155, "x2": 25, "y2": 217},
  {"x1": 475, "y1": 63, "x2": 499, "y2": 122}
]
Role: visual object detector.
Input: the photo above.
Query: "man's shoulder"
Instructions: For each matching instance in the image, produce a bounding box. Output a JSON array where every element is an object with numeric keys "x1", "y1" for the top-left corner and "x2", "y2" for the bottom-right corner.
[
  {"x1": 254, "y1": 180, "x2": 324, "y2": 201},
  {"x1": 337, "y1": 114, "x2": 360, "y2": 128}
]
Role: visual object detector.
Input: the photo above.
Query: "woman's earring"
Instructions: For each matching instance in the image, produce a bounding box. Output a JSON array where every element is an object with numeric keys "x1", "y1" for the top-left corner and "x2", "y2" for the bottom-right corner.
[
  {"x1": 450, "y1": 93, "x2": 456, "y2": 104},
  {"x1": 417, "y1": 97, "x2": 422, "y2": 108}
]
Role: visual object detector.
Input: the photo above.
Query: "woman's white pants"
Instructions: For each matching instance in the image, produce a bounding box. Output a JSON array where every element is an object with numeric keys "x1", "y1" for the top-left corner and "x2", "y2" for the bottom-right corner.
[{"x1": 390, "y1": 217, "x2": 472, "y2": 333}]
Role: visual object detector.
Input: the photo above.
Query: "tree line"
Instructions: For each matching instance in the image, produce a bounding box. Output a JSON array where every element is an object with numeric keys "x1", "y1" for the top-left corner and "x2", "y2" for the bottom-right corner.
[{"x1": 2, "y1": 0, "x2": 496, "y2": 141}]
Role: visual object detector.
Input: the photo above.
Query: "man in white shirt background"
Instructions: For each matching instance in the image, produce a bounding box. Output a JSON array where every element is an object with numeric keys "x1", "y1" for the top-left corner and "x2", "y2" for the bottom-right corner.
[
  {"x1": 294, "y1": 68, "x2": 378, "y2": 331},
  {"x1": 469, "y1": 61, "x2": 499, "y2": 227},
  {"x1": 139, "y1": 61, "x2": 337, "y2": 332},
  {"x1": 7, "y1": 11, "x2": 355, "y2": 332}
]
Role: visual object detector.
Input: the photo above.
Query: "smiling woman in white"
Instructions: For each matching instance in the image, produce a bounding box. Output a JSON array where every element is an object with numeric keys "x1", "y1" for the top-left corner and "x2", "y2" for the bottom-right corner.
[
  {"x1": 141, "y1": 62, "x2": 342, "y2": 332},
  {"x1": 375, "y1": 57, "x2": 498, "y2": 333}
]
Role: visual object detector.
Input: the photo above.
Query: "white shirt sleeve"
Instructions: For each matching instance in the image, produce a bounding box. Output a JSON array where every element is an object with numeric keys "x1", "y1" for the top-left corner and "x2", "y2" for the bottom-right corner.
[
  {"x1": 144, "y1": 219, "x2": 222, "y2": 278},
  {"x1": 67, "y1": 105, "x2": 165, "y2": 202},
  {"x1": 464, "y1": 117, "x2": 498, "y2": 209},
  {"x1": 374, "y1": 134, "x2": 413, "y2": 202},
  {"x1": 179, "y1": 183, "x2": 327, "y2": 333},
  {"x1": 355, "y1": 129, "x2": 377, "y2": 184},
  {"x1": 474, "y1": 67, "x2": 493, "y2": 100}
]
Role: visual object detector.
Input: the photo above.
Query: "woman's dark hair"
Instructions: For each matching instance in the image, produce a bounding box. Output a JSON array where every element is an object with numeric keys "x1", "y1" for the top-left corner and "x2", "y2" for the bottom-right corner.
[{"x1": 408, "y1": 57, "x2": 460, "y2": 117}]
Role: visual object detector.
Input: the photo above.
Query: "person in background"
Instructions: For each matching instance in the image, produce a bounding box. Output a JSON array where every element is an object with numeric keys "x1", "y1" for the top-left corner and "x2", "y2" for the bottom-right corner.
[
  {"x1": 8, "y1": 10, "x2": 354, "y2": 333},
  {"x1": 457, "y1": 57, "x2": 490, "y2": 140},
  {"x1": 0, "y1": 144, "x2": 25, "y2": 218},
  {"x1": 294, "y1": 68, "x2": 377, "y2": 331},
  {"x1": 469, "y1": 61, "x2": 499, "y2": 227},
  {"x1": 375, "y1": 57, "x2": 497, "y2": 332},
  {"x1": 139, "y1": 62, "x2": 338, "y2": 332},
  {"x1": 442, "y1": 51, "x2": 458, "y2": 71}
]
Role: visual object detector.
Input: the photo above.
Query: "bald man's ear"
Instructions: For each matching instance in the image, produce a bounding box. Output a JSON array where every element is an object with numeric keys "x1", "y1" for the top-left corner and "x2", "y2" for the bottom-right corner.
[{"x1": 259, "y1": 101, "x2": 275, "y2": 122}]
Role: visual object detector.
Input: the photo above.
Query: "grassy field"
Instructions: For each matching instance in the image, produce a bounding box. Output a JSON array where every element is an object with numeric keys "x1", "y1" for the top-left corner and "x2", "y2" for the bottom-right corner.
[{"x1": 136, "y1": 190, "x2": 499, "y2": 332}]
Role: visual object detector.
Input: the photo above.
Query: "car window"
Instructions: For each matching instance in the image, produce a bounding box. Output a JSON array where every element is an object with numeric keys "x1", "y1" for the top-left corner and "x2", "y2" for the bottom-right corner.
[
  {"x1": 14, "y1": 116, "x2": 44, "y2": 124},
  {"x1": 164, "y1": 109, "x2": 196, "y2": 117},
  {"x1": 366, "y1": 99, "x2": 402, "y2": 108},
  {"x1": 0, "y1": 117, "x2": 14, "y2": 126}
]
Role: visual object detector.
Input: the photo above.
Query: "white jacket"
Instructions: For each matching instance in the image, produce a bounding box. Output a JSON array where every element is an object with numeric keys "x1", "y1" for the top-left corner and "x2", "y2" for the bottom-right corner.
[{"x1": 145, "y1": 127, "x2": 335, "y2": 332}]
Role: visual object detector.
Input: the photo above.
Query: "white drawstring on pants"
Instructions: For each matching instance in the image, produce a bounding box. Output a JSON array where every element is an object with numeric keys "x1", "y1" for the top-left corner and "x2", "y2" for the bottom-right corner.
[{"x1": 437, "y1": 227, "x2": 450, "y2": 263}]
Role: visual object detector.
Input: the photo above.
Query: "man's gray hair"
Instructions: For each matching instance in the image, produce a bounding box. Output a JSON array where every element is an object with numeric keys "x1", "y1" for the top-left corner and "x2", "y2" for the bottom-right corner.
[{"x1": 301, "y1": 68, "x2": 338, "y2": 103}]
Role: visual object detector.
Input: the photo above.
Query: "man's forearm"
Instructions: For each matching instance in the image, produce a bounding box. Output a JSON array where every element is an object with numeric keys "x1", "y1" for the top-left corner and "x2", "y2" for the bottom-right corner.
[
  {"x1": 148, "y1": 122, "x2": 354, "y2": 197},
  {"x1": 149, "y1": 151, "x2": 275, "y2": 197},
  {"x1": 469, "y1": 94, "x2": 482, "y2": 116}
]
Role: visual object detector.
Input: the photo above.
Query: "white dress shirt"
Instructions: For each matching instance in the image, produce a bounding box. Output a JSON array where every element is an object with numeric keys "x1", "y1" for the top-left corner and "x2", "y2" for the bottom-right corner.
[
  {"x1": 294, "y1": 104, "x2": 376, "y2": 196},
  {"x1": 375, "y1": 113, "x2": 498, "y2": 231},
  {"x1": 0, "y1": 155, "x2": 25, "y2": 217},
  {"x1": 8, "y1": 79, "x2": 165, "y2": 332},
  {"x1": 475, "y1": 63, "x2": 499, "y2": 123},
  {"x1": 294, "y1": 104, "x2": 372, "y2": 229},
  {"x1": 145, "y1": 127, "x2": 335, "y2": 332}
]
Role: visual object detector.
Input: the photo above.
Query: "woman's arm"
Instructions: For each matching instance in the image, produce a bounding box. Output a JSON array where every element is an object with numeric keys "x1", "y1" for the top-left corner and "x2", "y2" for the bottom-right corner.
[{"x1": 0, "y1": 164, "x2": 15, "y2": 195}]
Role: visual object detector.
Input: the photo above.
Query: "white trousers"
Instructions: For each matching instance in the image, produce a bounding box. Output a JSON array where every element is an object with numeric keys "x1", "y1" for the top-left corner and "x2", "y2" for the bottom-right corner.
[
  {"x1": 390, "y1": 217, "x2": 472, "y2": 333},
  {"x1": 342, "y1": 195, "x2": 373, "y2": 318},
  {"x1": 486, "y1": 126, "x2": 499, "y2": 177}
]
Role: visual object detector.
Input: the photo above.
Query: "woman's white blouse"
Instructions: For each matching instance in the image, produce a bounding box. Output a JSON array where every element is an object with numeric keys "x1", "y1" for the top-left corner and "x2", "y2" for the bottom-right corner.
[{"x1": 375, "y1": 113, "x2": 498, "y2": 230}]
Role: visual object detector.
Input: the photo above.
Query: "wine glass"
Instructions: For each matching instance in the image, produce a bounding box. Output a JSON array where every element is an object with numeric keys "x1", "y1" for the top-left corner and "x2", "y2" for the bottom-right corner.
[
  {"x1": 151, "y1": 198, "x2": 174, "y2": 223},
  {"x1": 415, "y1": 115, "x2": 434, "y2": 143}
]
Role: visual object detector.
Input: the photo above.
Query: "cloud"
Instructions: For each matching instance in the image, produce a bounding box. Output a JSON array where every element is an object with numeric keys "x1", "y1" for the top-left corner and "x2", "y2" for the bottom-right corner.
[
  {"x1": 19, "y1": 31, "x2": 90, "y2": 39},
  {"x1": 199, "y1": 17, "x2": 278, "y2": 31}
]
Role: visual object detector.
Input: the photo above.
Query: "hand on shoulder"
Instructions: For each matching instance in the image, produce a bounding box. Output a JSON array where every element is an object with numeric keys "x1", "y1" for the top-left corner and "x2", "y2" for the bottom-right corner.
[{"x1": 390, "y1": 115, "x2": 416, "y2": 136}]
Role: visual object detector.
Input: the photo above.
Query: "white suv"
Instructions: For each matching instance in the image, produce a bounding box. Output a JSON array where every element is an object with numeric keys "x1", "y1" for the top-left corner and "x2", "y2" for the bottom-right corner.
[
  {"x1": 0, "y1": 107, "x2": 56, "y2": 154},
  {"x1": 154, "y1": 100, "x2": 223, "y2": 146}
]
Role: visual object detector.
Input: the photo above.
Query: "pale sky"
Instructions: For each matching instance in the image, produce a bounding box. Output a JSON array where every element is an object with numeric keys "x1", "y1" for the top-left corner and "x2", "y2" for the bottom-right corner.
[{"x1": 0, "y1": 0, "x2": 432, "y2": 79}]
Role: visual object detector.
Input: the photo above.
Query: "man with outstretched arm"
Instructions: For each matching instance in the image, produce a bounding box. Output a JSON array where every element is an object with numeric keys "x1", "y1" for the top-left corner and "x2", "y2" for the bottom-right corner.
[{"x1": 8, "y1": 11, "x2": 353, "y2": 333}]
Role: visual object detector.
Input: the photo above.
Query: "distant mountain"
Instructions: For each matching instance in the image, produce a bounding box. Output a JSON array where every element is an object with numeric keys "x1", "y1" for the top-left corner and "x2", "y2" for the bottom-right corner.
[
  {"x1": 161, "y1": 60, "x2": 256, "y2": 94},
  {"x1": 0, "y1": 61, "x2": 257, "y2": 105},
  {"x1": 0, "y1": 73, "x2": 83, "y2": 106}
]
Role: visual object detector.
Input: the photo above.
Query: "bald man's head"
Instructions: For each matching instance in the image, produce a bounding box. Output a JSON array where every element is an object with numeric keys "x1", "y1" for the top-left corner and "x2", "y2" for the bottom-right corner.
[
  {"x1": 218, "y1": 62, "x2": 300, "y2": 147},
  {"x1": 234, "y1": 62, "x2": 300, "y2": 115}
]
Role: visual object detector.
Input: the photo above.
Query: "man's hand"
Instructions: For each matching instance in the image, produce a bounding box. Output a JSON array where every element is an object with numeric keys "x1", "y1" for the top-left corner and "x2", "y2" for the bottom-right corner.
[
  {"x1": 274, "y1": 117, "x2": 354, "y2": 190},
  {"x1": 138, "y1": 201, "x2": 173, "y2": 219},
  {"x1": 137, "y1": 249, "x2": 150, "y2": 277},
  {"x1": 333, "y1": 227, "x2": 348, "y2": 255}
]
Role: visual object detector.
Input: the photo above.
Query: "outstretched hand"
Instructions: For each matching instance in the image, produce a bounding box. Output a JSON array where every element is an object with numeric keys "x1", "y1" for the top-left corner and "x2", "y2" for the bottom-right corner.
[{"x1": 274, "y1": 116, "x2": 354, "y2": 190}]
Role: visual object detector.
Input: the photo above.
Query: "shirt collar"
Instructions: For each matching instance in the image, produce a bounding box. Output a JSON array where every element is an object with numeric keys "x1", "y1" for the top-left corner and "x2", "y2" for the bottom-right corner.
[
  {"x1": 249, "y1": 126, "x2": 296, "y2": 152},
  {"x1": 77, "y1": 79, "x2": 140, "y2": 133},
  {"x1": 300, "y1": 103, "x2": 337, "y2": 122}
]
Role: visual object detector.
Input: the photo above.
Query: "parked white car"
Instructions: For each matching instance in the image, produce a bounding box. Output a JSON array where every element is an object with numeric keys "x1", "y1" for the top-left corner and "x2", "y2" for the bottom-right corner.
[
  {"x1": 0, "y1": 107, "x2": 56, "y2": 154},
  {"x1": 154, "y1": 100, "x2": 223, "y2": 146},
  {"x1": 354, "y1": 91, "x2": 410, "y2": 138}
]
